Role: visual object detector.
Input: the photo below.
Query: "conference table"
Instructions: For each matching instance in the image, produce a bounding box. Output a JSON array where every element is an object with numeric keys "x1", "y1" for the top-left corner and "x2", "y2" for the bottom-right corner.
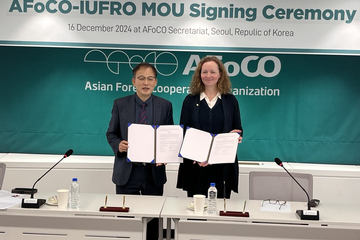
[
  {"x1": 162, "y1": 197, "x2": 360, "y2": 240},
  {"x1": 1, "y1": 193, "x2": 360, "y2": 240},
  {"x1": 0, "y1": 193, "x2": 166, "y2": 240}
]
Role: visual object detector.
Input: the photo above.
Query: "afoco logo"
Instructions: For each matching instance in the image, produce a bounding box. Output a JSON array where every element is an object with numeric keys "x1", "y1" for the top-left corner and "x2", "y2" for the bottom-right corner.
[
  {"x1": 183, "y1": 55, "x2": 281, "y2": 77},
  {"x1": 84, "y1": 50, "x2": 281, "y2": 78},
  {"x1": 84, "y1": 50, "x2": 178, "y2": 76}
]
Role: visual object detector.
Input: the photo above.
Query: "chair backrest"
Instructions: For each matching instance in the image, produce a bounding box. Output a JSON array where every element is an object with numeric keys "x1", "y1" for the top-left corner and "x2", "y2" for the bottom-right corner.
[
  {"x1": 0, "y1": 162, "x2": 6, "y2": 190},
  {"x1": 249, "y1": 171, "x2": 313, "y2": 202}
]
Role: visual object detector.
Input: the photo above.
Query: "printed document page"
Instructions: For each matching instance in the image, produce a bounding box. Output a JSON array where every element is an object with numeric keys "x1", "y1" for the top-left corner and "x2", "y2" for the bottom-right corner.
[
  {"x1": 0, "y1": 190, "x2": 24, "y2": 210},
  {"x1": 207, "y1": 132, "x2": 239, "y2": 164},
  {"x1": 179, "y1": 127, "x2": 213, "y2": 163},
  {"x1": 127, "y1": 123, "x2": 155, "y2": 163},
  {"x1": 156, "y1": 125, "x2": 183, "y2": 163}
]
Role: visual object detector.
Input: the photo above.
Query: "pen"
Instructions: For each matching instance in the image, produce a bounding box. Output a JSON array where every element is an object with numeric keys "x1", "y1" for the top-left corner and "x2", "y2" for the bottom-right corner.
[
  {"x1": 242, "y1": 200, "x2": 247, "y2": 214},
  {"x1": 223, "y1": 181, "x2": 226, "y2": 213},
  {"x1": 104, "y1": 195, "x2": 108, "y2": 208},
  {"x1": 122, "y1": 196, "x2": 125, "y2": 209}
]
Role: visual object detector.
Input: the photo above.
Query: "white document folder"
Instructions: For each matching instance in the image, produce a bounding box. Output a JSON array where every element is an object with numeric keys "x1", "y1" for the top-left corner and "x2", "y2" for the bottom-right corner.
[
  {"x1": 179, "y1": 127, "x2": 239, "y2": 164},
  {"x1": 127, "y1": 124, "x2": 183, "y2": 163}
]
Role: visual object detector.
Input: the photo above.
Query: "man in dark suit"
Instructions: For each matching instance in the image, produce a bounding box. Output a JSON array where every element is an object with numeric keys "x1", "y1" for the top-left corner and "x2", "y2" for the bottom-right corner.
[{"x1": 106, "y1": 62, "x2": 173, "y2": 239}]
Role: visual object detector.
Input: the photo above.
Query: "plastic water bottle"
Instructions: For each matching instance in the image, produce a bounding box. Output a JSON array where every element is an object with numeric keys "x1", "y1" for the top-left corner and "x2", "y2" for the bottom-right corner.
[
  {"x1": 207, "y1": 182, "x2": 217, "y2": 214},
  {"x1": 70, "y1": 178, "x2": 80, "y2": 209}
]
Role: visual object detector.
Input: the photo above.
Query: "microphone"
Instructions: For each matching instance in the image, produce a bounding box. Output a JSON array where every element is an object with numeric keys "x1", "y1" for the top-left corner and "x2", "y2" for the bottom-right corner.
[
  {"x1": 274, "y1": 158, "x2": 319, "y2": 220},
  {"x1": 21, "y1": 149, "x2": 73, "y2": 208}
]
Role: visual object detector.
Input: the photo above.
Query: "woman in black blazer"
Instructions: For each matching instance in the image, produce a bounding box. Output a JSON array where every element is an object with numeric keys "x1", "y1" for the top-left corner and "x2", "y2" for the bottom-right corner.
[{"x1": 176, "y1": 56, "x2": 243, "y2": 198}]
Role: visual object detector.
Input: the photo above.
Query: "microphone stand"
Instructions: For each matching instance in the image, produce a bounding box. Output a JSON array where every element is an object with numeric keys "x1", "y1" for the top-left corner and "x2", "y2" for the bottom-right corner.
[
  {"x1": 279, "y1": 164, "x2": 311, "y2": 211},
  {"x1": 29, "y1": 157, "x2": 65, "y2": 199},
  {"x1": 21, "y1": 150, "x2": 73, "y2": 208},
  {"x1": 275, "y1": 158, "x2": 319, "y2": 220}
]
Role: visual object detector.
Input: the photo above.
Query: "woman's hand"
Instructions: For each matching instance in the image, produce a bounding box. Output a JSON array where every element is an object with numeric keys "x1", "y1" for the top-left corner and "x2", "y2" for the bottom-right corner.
[
  {"x1": 230, "y1": 129, "x2": 243, "y2": 143},
  {"x1": 194, "y1": 161, "x2": 210, "y2": 167}
]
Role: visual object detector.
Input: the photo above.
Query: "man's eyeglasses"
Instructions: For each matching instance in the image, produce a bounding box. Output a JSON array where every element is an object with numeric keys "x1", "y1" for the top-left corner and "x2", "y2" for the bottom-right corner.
[
  {"x1": 262, "y1": 199, "x2": 287, "y2": 210},
  {"x1": 136, "y1": 76, "x2": 156, "y2": 82}
]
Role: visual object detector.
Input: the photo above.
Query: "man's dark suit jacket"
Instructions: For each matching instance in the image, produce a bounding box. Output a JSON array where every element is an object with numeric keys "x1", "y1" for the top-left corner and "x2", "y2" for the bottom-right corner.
[{"x1": 106, "y1": 94, "x2": 174, "y2": 187}]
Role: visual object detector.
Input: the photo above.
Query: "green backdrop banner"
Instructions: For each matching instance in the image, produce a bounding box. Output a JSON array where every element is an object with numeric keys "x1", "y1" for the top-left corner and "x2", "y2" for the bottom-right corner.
[{"x1": 0, "y1": 46, "x2": 359, "y2": 165}]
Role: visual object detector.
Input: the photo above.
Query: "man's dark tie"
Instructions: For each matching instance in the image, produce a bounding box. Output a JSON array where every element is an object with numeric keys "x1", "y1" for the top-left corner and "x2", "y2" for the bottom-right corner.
[{"x1": 139, "y1": 102, "x2": 147, "y2": 124}]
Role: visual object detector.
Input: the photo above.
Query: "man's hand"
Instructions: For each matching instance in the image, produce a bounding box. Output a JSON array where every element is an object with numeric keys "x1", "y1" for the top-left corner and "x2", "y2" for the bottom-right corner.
[
  {"x1": 156, "y1": 163, "x2": 167, "y2": 166},
  {"x1": 118, "y1": 140, "x2": 129, "y2": 153}
]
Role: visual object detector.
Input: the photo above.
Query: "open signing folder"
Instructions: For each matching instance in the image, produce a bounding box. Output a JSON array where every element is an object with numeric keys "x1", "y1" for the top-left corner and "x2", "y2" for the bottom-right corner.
[
  {"x1": 179, "y1": 127, "x2": 239, "y2": 164},
  {"x1": 127, "y1": 124, "x2": 183, "y2": 164}
]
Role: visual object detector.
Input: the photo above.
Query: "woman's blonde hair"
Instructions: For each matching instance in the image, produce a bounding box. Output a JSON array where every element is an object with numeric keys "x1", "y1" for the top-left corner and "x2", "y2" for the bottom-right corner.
[{"x1": 189, "y1": 56, "x2": 232, "y2": 95}]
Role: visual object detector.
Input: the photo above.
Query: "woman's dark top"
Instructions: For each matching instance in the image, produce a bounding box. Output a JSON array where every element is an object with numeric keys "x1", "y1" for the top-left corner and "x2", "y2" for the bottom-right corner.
[{"x1": 176, "y1": 93, "x2": 243, "y2": 198}]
